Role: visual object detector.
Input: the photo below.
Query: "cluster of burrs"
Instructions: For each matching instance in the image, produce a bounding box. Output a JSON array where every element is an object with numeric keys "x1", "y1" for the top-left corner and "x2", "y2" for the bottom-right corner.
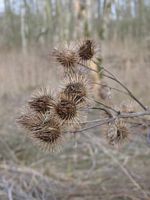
[
  {"x1": 17, "y1": 39, "x2": 98, "y2": 151},
  {"x1": 18, "y1": 38, "x2": 142, "y2": 150}
]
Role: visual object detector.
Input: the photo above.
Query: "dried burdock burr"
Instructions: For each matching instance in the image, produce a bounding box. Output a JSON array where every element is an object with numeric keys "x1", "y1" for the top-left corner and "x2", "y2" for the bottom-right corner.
[
  {"x1": 17, "y1": 111, "x2": 44, "y2": 132},
  {"x1": 77, "y1": 39, "x2": 98, "y2": 64},
  {"x1": 31, "y1": 118, "x2": 63, "y2": 152},
  {"x1": 52, "y1": 44, "x2": 78, "y2": 73},
  {"x1": 61, "y1": 73, "x2": 93, "y2": 106},
  {"x1": 28, "y1": 88, "x2": 55, "y2": 114},
  {"x1": 17, "y1": 109, "x2": 63, "y2": 151},
  {"x1": 54, "y1": 94, "x2": 85, "y2": 127},
  {"x1": 107, "y1": 120, "x2": 130, "y2": 147},
  {"x1": 55, "y1": 95, "x2": 77, "y2": 121}
]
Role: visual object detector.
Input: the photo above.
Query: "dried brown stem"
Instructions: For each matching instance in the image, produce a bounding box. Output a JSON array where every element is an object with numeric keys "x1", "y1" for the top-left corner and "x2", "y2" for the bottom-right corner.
[
  {"x1": 103, "y1": 73, "x2": 147, "y2": 111},
  {"x1": 79, "y1": 61, "x2": 147, "y2": 111},
  {"x1": 93, "y1": 82, "x2": 129, "y2": 96}
]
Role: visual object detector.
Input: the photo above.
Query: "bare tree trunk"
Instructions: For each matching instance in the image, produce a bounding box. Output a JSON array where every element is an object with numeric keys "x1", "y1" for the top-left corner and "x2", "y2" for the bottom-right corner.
[
  {"x1": 4, "y1": 0, "x2": 11, "y2": 13},
  {"x1": 101, "y1": 0, "x2": 113, "y2": 40},
  {"x1": 20, "y1": 2, "x2": 27, "y2": 54}
]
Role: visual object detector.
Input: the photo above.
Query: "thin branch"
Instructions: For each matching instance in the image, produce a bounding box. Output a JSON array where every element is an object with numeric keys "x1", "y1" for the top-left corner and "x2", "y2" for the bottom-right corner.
[
  {"x1": 94, "y1": 100, "x2": 119, "y2": 114},
  {"x1": 93, "y1": 82, "x2": 129, "y2": 96},
  {"x1": 78, "y1": 62, "x2": 100, "y2": 73},
  {"x1": 80, "y1": 60, "x2": 147, "y2": 111},
  {"x1": 91, "y1": 106, "x2": 113, "y2": 117},
  {"x1": 103, "y1": 73, "x2": 147, "y2": 111},
  {"x1": 77, "y1": 110, "x2": 150, "y2": 130},
  {"x1": 119, "y1": 110, "x2": 150, "y2": 118},
  {"x1": 74, "y1": 118, "x2": 116, "y2": 133}
]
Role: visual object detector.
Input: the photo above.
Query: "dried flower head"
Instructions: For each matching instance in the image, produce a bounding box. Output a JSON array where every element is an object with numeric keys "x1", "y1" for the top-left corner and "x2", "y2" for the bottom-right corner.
[
  {"x1": 107, "y1": 120, "x2": 130, "y2": 147},
  {"x1": 17, "y1": 111, "x2": 44, "y2": 132},
  {"x1": 28, "y1": 88, "x2": 55, "y2": 113},
  {"x1": 31, "y1": 118, "x2": 62, "y2": 152},
  {"x1": 55, "y1": 96, "x2": 77, "y2": 121},
  {"x1": 77, "y1": 39, "x2": 98, "y2": 64},
  {"x1": 61, "y1": 73, "x2": 93, "y2": 106},
  {"x1": 52, "y1": 45, "x2": 78, "y2": 73}
]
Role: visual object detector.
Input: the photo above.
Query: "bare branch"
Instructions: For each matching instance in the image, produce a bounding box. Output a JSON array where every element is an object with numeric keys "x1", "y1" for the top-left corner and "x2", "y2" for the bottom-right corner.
[{"x1": 80, "y1": 60, "x2": 147, "y2": 111}]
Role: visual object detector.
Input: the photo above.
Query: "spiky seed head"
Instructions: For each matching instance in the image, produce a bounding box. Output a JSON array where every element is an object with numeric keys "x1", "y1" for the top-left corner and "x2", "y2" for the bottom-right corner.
[
  {"x1": 55, "y1": 98, "x2": 77, "y2": 121},
  {"x1": 31, "y1": 118, "x2": 62, "y2": 152},
  {"x1": 52, "y1": 48, "x2": 78, "y2": 72},
  {"x1": 77, "y1": 39, "x2": 96, "y2": 63},
  {"x1": 107, "y1": 120, "x2": 130, "y2": 147},
  {"x1": 61, "y1": 74, "x2": 93, "y2": 106},
  {"x1": 64, "y1": 82, "x2": 86, "y2": 103},
  {"x1": 17, "y1": 111, "x2": 44, "y2": 132},
  {"x1": 28, "y1": 88, "x2": 55, "y2": 113}
]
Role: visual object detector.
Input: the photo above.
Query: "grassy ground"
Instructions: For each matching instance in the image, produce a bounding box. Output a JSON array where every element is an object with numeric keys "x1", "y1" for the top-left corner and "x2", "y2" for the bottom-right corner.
[{"x1": 0, "y1": 41, "x2": 150, "y2": 200}]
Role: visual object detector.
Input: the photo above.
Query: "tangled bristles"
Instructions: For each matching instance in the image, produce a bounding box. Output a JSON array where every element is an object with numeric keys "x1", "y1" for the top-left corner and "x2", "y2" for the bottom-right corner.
[
  {"x1": 28, "y1": 88, "x2": 55, "y2": 114},
  {"x1": 77, "y1": 39, "x2": 97, "y2": 64},
  {"x1": 61, "y1": 73, "x2": 93, "y2": 106},
  {"x1": 55, "y1": 97, "x2": 77, "y2": 121},
  {"x1": 17, "y1": 111, "x2": 44, "y2": 132},
  {"x1": 17, "y1": 38, "x2": 110, "y2": 151},
  {"x1": 31, "y1": 118, "x2": 62, "y2": 151},
  {"x1": 107, "y1": 120, "x2": 130, "y2": 147},
  {"x1": 52, "y1": 47, "x2": 78, "y2": 73}
]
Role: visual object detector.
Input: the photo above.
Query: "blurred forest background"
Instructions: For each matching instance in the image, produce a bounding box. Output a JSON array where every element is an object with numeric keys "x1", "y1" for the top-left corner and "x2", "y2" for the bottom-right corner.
[
  {"x1": 0, "y1": 0, "x2": 150, "y2": 51},
  {"x1": 0, "y1": 1, "x2": 150, "y2": 200}
]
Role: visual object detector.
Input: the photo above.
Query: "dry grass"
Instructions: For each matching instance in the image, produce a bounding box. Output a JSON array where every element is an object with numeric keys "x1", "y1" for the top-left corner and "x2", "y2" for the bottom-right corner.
[{"x1": 0, "y1": 41, "x2": 150, "y2": 200}]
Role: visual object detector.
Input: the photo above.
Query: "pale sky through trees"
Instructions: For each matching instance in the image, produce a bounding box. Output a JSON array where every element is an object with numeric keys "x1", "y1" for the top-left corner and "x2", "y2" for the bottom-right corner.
[{"x1": 0, "y1": 0, "x2": 4, "y2": 12}]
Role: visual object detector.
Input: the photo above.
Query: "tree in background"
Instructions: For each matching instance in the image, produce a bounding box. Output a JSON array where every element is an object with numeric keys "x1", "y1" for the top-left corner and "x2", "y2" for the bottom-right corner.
[{"x1": 0, "y1": 0, "x2": 150, "y2": 51}]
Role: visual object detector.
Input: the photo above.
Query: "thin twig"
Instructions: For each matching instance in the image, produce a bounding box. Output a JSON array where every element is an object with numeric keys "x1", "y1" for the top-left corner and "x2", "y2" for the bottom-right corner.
[
  {"x1": 75, "y1": 110, "x2": 150, "y2": 132},
  {"x1": 91, "y1": 107, "x2": 113, "y2": 117},
  {"x1": 74, "y1": 118, "x2": 116, "y2": 133},
  {"x1": 93, "y1": 82, "x2": 129, "y2": 96},
  {"x1": 80, "y1": 61, "x2": 147, "y2": 111},
  {"x1": 94, "y1": 100, "x2": 119, "y2": 114},
  {"x1": 103, "y1": 73, "x2": 147, "y2": 111}
]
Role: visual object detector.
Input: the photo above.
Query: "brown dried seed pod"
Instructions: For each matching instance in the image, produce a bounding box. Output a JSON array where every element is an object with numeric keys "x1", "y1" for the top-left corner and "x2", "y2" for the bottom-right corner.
[
  {"x1": 54, "y1": 93, "x2": 88, "y2": 129},
  {"x1": 52, "y1": 46, "x2": 78, "y2": 73},
  {"x1": 54, "y1": 93, "x2": 86, "y2": 127},
  {"x1": 17, "y1": 111, "x2": 44, "y2": 132},
  {"x1": 61, "y1": 73, "x2": 93, "y2": 106},
  {"x1": 77, "y1": 39, "x2": 98, "y2": 64},
  {"x1": 107, "y1": 120, "x2": 130, "y2": 147},
  {"x1": 28, "y1": 88, "x2": 55, "y2": 113},
  {"x1": 31, "y1": 118, "x2": 62, "y2": 152},
  {"x1": 55, "y1": 98, "x2": 77, "y2": 121}
]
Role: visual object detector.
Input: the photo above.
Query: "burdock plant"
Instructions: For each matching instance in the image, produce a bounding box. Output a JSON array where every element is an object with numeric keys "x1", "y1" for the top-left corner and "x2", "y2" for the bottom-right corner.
[{"x1": 17, "y1": 39, "x2": 150, "y2": 152}]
